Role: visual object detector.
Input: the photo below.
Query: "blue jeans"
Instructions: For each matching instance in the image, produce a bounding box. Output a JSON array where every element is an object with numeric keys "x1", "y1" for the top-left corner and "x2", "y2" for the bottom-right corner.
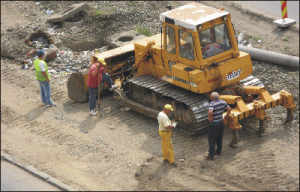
[
  {"x1": 89, "y1": 87, "x2": 98, "y2": 111},
  {"x1": 102, "y1": 73, "x2": 114, "y2": 86},
  {"x1": 38, "y1": 80, "x2": 53, "y2": 105},
  {"x1": 88, "y1": 73, "x2": 114, "y2": 111}
]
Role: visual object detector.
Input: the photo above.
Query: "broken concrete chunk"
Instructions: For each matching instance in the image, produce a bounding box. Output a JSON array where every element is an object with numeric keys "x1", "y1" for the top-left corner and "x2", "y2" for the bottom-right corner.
[
  {"x1": 63, "y1": 19, "x2": 84, "y2": 29},
  {"x1": 47, "y1": 3, "x2": 88, "y2": 23},
  {"x1": 71, "y1": 26, "x2": 82, "y2": 34}
]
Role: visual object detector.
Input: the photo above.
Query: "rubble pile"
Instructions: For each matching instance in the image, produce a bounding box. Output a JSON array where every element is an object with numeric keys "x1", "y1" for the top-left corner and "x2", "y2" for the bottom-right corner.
[
  {"x1": 23, "y1": 45, "x2": 109, "y2": 76},
  {"x1": 1, "y1": 1, "x2": 167, "y2": 77}
]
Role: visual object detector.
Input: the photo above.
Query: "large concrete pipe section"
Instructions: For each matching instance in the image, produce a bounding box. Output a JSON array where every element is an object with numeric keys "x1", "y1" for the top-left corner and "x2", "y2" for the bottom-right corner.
[{"x1": 238, "y1": 44, "x2": 299, "y2": 69}]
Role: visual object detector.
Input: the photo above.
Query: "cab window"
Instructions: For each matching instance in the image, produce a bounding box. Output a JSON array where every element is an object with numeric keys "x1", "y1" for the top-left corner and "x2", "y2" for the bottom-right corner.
[
  {"x1": 166, "y1": 25, "x2": 176, "y2": 55},
  {"x1": 179, "y1": 29, "x2": 195, "y2": 61},
  {"x1": 199, "y1": 23, "x2": 231, "y2": 59}
]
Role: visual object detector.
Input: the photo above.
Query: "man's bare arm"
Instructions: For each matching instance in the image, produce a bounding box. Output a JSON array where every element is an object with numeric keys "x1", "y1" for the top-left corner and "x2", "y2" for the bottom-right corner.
[
  {"x1": 208, "y1": 110, "x2": 213, "y2": 122},
  {"x1": 225, "y1": 106, "x2": 231, "y2": 118},
  {"x1": 42, "y1": 71, "x2": 49, "y2": 83}
]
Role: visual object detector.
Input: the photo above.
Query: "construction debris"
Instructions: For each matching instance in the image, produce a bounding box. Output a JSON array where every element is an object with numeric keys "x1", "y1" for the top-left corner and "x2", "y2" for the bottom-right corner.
[{"x1": 46, "y1": 3, "x2": 88, "y2": 23}]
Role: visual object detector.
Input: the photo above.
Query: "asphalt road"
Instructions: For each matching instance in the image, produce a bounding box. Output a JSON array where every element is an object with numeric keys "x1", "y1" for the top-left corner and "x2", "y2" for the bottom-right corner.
[
  {"x1": 233, "y1": 1, "x2": 299, "y2": 28},
  {"x1": 1, "y1": 160, "x2": 62, "y2": 191}
]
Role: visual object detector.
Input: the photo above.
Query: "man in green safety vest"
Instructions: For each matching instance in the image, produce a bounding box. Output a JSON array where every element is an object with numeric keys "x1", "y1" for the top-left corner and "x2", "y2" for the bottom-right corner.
[{"x1": 34, "y1": 50, "x2": 56, "y2": 107}]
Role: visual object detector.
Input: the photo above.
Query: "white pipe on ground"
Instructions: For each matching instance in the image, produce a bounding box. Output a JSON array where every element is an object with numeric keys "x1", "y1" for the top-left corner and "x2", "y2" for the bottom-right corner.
[{"x1": 238, "y1": 44, "x2": 299, "y2": 69}]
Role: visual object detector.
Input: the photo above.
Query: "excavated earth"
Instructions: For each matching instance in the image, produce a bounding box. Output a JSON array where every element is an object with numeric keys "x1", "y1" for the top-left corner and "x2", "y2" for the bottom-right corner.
[{"x1": 1, "y1": 1, "x2": 299, "y2": 191}]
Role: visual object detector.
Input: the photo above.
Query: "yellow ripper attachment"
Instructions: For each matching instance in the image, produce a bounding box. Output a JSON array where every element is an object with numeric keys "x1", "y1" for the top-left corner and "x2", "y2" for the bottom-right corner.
[{"x1": 219, "y1": 86, "x2": 296, "y2": 147}]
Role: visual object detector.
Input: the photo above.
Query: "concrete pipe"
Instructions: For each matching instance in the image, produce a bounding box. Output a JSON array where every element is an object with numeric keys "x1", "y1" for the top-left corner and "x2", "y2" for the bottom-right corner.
[{"x1": 238, "y1": 45, "x2": 299, "y2": 69}]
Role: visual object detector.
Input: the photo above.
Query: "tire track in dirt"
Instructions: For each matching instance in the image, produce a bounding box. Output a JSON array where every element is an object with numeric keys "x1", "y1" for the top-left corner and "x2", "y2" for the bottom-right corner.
[
  {"x1": 1, "y1": 65, "x2": 33, "y2": 88},
  {"x1": 1, "y1": 103, "x2": 88, "y2": 149},
  {"x1": 222, "y1": 146, "x2": 299, "y2": 191},
  {"x1": 134, "y1": 157, "x2": 262, "y2": 191}
]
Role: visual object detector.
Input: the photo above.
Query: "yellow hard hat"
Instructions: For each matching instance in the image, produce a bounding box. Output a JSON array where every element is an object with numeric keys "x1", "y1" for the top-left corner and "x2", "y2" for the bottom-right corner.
[
  {"x1": 98, "y1": 58, "x2": 106, "y2": 66},
  {"x1": 164, "y1": 104, "x2": 173, "y2": 111}
]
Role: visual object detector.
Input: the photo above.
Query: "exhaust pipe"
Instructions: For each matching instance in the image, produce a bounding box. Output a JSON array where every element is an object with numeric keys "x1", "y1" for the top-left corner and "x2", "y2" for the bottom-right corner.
[{"x1": 238, "y1": 44, "x2": 299, "y2": 69}]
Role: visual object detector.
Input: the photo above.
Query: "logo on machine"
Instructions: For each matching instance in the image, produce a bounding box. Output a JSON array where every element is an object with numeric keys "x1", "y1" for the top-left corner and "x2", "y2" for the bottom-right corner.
[
  {"x1": 173, "y1": 76, "x2": 197, "y2": 87},
  {"x1": 225, "y1": 69, "x2": 241, "y2": 81}
]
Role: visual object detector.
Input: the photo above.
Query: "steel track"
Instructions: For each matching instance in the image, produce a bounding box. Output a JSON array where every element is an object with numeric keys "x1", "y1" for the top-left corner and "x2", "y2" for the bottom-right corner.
[{"x1": 117, "y1": 74, "x2": 264, "y2": 135}]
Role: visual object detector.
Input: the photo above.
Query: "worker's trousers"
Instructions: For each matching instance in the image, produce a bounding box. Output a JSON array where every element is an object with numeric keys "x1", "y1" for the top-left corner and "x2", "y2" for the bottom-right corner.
[
  {"x1": 208, "y1": 121, "x2": 224, "y2": 157},
  {"x1": 38, "y1": 80, "x2": 53, "y2": 105},
  {"x1": 159, "y1": 130, "x2": 174, "y2": 164}
]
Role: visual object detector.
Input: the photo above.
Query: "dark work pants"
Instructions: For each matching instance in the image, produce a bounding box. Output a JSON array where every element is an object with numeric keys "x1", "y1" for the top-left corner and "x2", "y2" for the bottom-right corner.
[{"x1": 208, "y1": 121, "x2": 224, "y2": 157}]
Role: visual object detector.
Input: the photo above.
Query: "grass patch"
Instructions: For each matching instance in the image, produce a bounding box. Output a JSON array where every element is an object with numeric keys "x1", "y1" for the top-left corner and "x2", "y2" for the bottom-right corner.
[
  {"x1": 249, "y1": 35, "x2": 261, "y2": 41},
  {"x1": 93, "y1": 10, "x2": 107, "y2": 16},
  {"x1": 135, "y1": 26, "x2": 152, "y2": 37},
  {"x1": 284, "y1": 46, "x2": 291, "y2": 50},
  {"x1": 129, "y1": 1, "x2": 140, "y2": 6},
  {"x1": 93, "y1": 9, "x2": 113, "y2": 16},
  {"x1": 282, "y1": 37, "x2": 289, "y2": 42},
  {"x1": 282, "y1": 36, "x2": 293, "y2": 42},
  {"x1": 287, "y1": 71, "x2": 298, "y2": 76}
]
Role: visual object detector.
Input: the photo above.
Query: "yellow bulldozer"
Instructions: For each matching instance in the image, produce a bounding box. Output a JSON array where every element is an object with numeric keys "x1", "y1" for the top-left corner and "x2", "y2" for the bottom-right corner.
[{"x1": 67, "y1": 2, "x2": 296, "y2": 145}]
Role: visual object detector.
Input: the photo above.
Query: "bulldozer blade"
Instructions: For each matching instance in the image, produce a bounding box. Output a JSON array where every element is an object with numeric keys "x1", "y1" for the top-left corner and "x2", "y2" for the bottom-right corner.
[{"x1": 284, "y1": 108, "x2": 294, "y2": 123}]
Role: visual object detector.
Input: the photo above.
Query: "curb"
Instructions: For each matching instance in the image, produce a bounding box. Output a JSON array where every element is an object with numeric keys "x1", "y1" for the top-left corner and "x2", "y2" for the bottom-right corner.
[{"x1": 1, "y1": 151, "x2": 78, "y2": 191}]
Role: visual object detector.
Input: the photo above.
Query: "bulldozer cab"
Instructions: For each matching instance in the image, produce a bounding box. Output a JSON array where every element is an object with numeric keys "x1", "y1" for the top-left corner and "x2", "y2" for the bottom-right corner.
[
  {"x1": 161, "y1": 2, "x2": 239, "y2": 70},
  {"x1": 159, "y1": 2, "x2": 252, "y2": 93}
]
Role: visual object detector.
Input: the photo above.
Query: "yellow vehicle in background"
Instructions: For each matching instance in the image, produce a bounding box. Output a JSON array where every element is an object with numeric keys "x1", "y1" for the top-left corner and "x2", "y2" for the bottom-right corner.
[{"x1": 67, "y1": 2, "x2": 295, "y2": 145}]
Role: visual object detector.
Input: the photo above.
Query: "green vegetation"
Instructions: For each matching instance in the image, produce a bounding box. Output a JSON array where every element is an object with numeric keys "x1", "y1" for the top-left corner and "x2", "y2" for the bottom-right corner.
[
  {"x1": 287, "y1": 71, "x2": 298, "y2": 76},
  {"x1": 129, "y1": 1, "x2": 140, "y2": 6},
  {"x1": 249, "y1": 35, "x2": 261, "y2": 41},
  {"x1": 135, "y1": 26, "x2": 152, "y2": 37},
  {"x1": 94, "y1": 10, "x2": 106, "y2": 16},
  {"x1": 284, "y1": 46, "x2": 291, "y2": 50},
  {"x1": 282, "y1": 36, "x2": 293, "y2": 42},
  {"x1": 93, "y1": 9, "x2": 112, "y2": 16},
  {"x1": 282, "y1": 37, "x2": 289, "y2": 42}
]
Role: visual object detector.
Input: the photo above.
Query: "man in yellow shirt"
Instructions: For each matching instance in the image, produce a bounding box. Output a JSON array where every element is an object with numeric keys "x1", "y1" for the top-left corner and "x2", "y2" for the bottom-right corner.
[{"x1": 157, "y1": 104, "x2": 177, "y2": 165}]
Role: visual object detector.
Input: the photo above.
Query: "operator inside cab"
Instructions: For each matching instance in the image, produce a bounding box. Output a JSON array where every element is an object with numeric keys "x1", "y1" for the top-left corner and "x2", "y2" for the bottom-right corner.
[{"x1": 199, "y1": 23, "x2": 232, "y2": 59}]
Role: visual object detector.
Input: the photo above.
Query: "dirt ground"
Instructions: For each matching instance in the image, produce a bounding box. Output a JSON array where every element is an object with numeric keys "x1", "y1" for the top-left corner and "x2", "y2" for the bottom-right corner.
[{"x1": 1, "y1": 1, "x2": 299, "y2": 191}]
